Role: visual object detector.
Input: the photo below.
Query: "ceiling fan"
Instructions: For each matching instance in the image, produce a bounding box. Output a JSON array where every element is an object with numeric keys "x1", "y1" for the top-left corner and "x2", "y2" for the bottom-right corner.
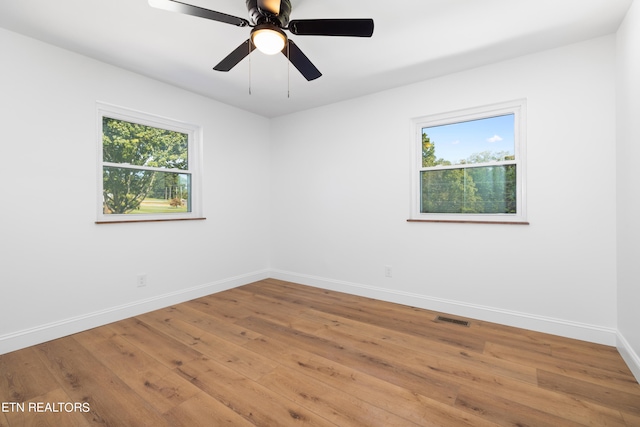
[{"x1": 148, "y1": 0, "x2": 374, "y2": 81}]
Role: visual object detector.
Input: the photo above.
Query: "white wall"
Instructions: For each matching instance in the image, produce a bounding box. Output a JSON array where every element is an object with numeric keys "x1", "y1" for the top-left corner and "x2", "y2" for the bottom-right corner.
[
  {"x1": 271, "y1": 35, "x2": 619, "y2": 345},
  {"x1": 616, "y1": 0, "x2": 640, "y2": 381},
  {"x1": 0, "y1": 28, "x2": 271, "y2": 354}
]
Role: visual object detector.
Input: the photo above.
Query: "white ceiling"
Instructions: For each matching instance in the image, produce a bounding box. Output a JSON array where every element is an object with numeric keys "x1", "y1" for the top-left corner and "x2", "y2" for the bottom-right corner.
[{"x1": 0, "y1": 0, "x2": 633, "y2": 117}]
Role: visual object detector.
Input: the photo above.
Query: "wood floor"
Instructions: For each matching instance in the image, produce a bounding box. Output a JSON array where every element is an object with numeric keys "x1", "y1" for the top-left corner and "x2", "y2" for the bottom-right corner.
[{"x1": 1, "y1": 279, "x2": 639, "y2": 426}]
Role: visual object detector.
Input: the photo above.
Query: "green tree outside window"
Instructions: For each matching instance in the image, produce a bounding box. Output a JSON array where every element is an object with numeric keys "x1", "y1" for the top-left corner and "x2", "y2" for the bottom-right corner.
[{"x1": 102, "y1": 117, "x2": 190, "y2": 215}]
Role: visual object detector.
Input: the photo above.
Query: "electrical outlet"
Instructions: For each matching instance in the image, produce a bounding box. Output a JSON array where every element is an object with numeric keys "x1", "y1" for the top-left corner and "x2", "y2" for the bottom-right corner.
[
  {"x1": 384, "y1": 265, "x2": 392, "y2": 278},
  {"x1": 136, "y1": 274, "x2": 147, "y2": 287}
]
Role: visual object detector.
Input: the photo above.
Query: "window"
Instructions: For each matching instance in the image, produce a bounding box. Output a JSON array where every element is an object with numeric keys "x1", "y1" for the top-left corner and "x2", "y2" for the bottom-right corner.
[
  {"x1": 410, "y1": 100, "x2": 527, "y2": 224},
  {"x1": 96, "y1": 103, "x2": 203, "y2": 223}
]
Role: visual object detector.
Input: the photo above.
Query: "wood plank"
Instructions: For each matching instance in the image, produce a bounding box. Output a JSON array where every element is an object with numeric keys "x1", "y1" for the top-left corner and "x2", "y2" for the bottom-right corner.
[
  {"x1": 258, "y1": 365, "x2": 423, "y2": 426},
  {"x1": 0, "y1": 347, "x2": 60, "y2": 404},
  {"x1": 73, "y1": 328, "x2": 201, "y2": 414},
  {"x1": 152, "y1": 303, "x2": 264, "y2": 346},
  {"x1": 551, "y1": 341, "x2": 640, "y2": 377},
  {"x1": 454, "y1": 386, "x2": 586, "y2": 427},
  {"x1": 163, "y1": 392, "x2": 257, "y2": 427},
  {"x1": 34, "y1": 337, "x2": 170, "y2": 426},
  {"x1": 308, "y1": 319, "x2": 626, "y2": 426},
  {"x1": 137, "y1": 310, "x2": 278, "y2": 381},
  {"x1": 469, "y1": 318, "x2": 554, "y2": 356},
  {"x1": 459, "y1": 371, "x2": 628, "y2": 426},
  {"x1": 107, "y1": 318, "x2": 201, "y2": 370},
  {"x1": 314, "y1": 322, "x2": 506, "y2": 393},
  {"x1": 244, "y1": 337, "x2": 500, "y2": 427},
  {"x1": 313, "y1": 312, "x2": 538, "y2": 385},
  {"x1": 175, "y1": 357, "x2": 336, "y2": 426},
  {"x1": 537, "y1": 369, "x2": 640, "y2": 417},
  {"x1": 485, "y1": 341, "x2": 640, "y2": 395},
  {"x1": 223, "y1": 288, "x2": 333, "y2": 334},
  {"x1": 182, "y1": 292, "x2": 256, "y2": 322},
  {"x1": 622, "y1": 411, "x2": 640, "y2": 426},
  {"x1": 236, "y1": 315, "x2": 461, "y2": 405}
]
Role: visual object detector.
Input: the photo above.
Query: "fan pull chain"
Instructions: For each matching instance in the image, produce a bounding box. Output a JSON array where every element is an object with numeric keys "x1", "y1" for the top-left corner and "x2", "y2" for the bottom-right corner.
[
  {"x1": 287, "y1": 41, "x2": 290, "y2": 98},
  {"x1": 248, "y1": 40, "x2": 252, "y2": 95}
]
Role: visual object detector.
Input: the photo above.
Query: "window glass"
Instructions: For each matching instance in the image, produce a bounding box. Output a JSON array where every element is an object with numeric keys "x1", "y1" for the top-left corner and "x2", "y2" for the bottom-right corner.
[
  {"x1": 420, "y1": 165, "x2": 516, "y2": 214},
  {"x1": 103, "y1": 168, "x2": 191, "y2": 214},
  {"x1": 422, "y1": 114, "x2": 514, "y2": 167}
]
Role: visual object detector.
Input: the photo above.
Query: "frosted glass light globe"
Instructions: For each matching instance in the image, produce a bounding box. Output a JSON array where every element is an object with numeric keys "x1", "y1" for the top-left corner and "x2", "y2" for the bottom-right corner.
[{"x1": 252, "y1": 28, "x2": 286, "y2": 55}]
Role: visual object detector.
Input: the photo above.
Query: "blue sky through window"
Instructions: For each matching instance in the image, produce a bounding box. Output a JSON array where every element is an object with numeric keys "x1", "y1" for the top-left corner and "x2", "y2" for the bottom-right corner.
[{"x1": 422, "y1": 114, "x2": 514, "y2": 165}]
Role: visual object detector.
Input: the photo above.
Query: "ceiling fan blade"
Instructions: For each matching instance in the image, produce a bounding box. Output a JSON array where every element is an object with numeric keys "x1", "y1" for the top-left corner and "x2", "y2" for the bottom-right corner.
[
  {"x1": 288, "y1": 19, "x2": 374, "y2": 37},
  {"x1": 257, "y1": 0, "x2": 281, "y2": 16},
  {"x1": 282, "y1": 40, "x2": 322, "y2": 81},
  {"x1": 149, "y1": 0, "x2": 249, "y2": 27},
  {"x1": 213, "y1": 40, "x2": 256, "y2": 72}
]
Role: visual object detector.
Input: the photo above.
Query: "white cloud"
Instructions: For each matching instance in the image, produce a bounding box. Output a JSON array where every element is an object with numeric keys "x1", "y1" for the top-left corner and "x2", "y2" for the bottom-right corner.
[
  {"x1": 487, "y1": 134, "x2": 503, "y2": 143},
  {"x1": 451, "y1": 140, "x2": 460, "y2": 145}
]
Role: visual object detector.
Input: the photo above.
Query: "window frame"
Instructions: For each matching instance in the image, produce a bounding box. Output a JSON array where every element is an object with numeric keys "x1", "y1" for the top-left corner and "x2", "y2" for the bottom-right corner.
[
  {"x1": 409, "y1": 99, "x2": 528, "y2": 224},
  {"x1": 96, "y1": 102, "x2": 204, "y2": 223}
]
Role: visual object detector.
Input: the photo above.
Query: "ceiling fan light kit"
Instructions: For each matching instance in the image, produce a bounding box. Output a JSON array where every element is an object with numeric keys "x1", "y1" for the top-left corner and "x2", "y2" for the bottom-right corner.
[
  {"x1": 148, "y1": 0, "x2": 374, "y2": 81},
  {"x1": 251, "y1": 24, "x2": 287, "y2": 55}
]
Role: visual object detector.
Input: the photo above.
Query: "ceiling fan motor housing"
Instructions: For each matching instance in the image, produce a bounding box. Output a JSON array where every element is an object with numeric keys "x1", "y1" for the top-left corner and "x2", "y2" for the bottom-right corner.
[{"x1": 246, "y1": 0, "x2": 291, "y2": 27}]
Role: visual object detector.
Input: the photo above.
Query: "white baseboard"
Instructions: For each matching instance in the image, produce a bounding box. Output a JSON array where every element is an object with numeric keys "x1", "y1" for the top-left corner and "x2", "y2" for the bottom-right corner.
[
  {"x1": 0, "y1": 270, "x2": 270, "y2": 356},
  {"x1": 617, "y1": 332, "x2": 640, "y2": 383},
  {"x1": 270, "y1": 269, "x2": 618, "y2": 346},
  {"x1": 1, "y1": 269, "x2": 625, "y2": 361}
]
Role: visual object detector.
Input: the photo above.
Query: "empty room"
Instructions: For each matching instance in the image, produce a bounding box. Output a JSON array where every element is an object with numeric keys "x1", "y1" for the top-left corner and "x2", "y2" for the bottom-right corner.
[{"x1": 1, "y1": 0, "x2": 639, "y2": 425}]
